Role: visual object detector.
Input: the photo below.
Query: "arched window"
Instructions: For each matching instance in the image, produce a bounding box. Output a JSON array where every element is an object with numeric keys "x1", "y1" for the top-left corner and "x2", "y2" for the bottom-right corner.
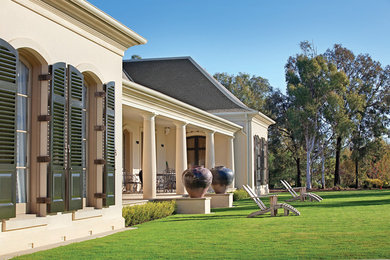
[{"x1": 187, "y1": 136, "x2": 206, "y2": 167}]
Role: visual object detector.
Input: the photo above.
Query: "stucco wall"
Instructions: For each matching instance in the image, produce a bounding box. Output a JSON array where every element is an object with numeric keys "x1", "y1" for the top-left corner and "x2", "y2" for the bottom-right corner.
[{"x1": 0, "y1": 1, "x2": 131, "y2": 255}]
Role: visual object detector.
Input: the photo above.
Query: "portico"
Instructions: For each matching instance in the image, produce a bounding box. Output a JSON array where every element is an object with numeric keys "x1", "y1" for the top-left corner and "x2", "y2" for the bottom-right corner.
[{"x1": 122, "y1": 79, "x2": 241, "y2": 200}]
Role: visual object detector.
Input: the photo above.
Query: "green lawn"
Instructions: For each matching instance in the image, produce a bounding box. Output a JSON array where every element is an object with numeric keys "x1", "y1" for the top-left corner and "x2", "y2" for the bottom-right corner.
[{"x1": 16, "y1": 190, "x2": 390, "y2": 259}]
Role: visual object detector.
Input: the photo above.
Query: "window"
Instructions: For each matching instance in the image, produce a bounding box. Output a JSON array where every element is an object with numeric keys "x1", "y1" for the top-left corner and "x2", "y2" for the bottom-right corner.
[
  {"x1": 187, "y1": 136, "x2": 206, "y2": 167},
  {"x1": 16, "y1": 60, "x2": 30, "y2": 204},
  {"x1": 82, "y1": 82, "x2": 88, "y2": 199}
]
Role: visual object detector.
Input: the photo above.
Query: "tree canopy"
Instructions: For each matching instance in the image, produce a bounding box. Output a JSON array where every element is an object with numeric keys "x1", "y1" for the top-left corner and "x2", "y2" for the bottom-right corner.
[{"x1": 214, "y1": 41, "x2": 390, "y2": 190}]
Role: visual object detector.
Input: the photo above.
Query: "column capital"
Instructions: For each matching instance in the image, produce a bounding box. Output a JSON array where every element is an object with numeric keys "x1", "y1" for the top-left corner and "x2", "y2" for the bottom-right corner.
[
  {"x1": 141, "y1": 111, "x2": 157, "y2": 120},
  {"x1": 204, "y1": 129, "x2": 215, "y2": 135},
  {"x1": 173, "y1": 120, "x2": 188, "y2": 127}
]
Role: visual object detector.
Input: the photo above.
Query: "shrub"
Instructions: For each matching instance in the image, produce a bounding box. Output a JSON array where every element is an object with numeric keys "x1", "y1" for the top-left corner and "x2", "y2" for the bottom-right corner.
[
  {"x1": 232, "y1": 189, "x2": 249, "y2": 201},
  {"x1": 122, "y1": 200, "x2": 175, "y2": 227},
  {"x1": 363, "y1": 179, "x2": 384, "y2": 189}
]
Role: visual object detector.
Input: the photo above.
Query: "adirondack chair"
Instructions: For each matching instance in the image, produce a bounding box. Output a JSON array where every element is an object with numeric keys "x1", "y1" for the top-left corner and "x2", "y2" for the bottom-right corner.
[
  {"x1": 280, "y1": 180, "x2": 323, "y2": 202},
  {"x1": 242, "y1": 185, "x2": 300, "y2": 217}
]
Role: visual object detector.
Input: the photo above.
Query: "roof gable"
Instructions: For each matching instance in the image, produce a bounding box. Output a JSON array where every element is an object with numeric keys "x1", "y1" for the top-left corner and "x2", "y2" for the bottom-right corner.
[{"x1": 123, "y1": 57, "x2": 254, "y2": 112}]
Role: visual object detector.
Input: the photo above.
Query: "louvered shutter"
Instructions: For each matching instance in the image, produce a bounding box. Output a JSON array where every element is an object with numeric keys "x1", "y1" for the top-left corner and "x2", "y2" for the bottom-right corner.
[
  {"x1": 67, "y1": 65, "x2": 84, "y2": 211},
  {"x1": 254, "y1": 135, "x2": 261, "y2": 186},
  {"x1": 0, "y1": 39, "x2": 17, "y2": 220},
  {"x1": 48, "y1": 62, "x2": 66, "y2": 213},
  {"x1": 103, "y1": 81, "x2": 115, "y2": 206},
  {"x1": 260, "y1": 137, "x2": 265, "y2": 185}
]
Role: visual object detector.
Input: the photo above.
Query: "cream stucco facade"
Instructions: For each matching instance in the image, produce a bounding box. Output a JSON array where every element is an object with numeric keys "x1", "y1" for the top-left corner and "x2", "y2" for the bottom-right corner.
[
  {"x1": 0, "y1": 0, "x2": 274, "y2": 256},
  {"x1": 212, "y1": 111, "x2": 275, "y2": 194},
  {"x1": 0, "y1": 0, "x2": 146, "y2": 256}
]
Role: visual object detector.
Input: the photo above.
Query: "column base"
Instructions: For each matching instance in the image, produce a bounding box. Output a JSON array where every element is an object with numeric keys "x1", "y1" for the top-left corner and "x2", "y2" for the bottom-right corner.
[
  {"x1": 205, "y1": 193, "x2": 233, "y2": 208},
  {"x1": 175, "y1": 197, "x2": 211, "y2": 214},
  {"x1": 256, "y1": 184, "x2": 269, "y2": 195}
]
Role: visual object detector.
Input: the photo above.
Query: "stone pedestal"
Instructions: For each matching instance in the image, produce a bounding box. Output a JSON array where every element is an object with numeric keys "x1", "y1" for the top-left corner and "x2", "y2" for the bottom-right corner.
[
  {"x1": 205, "y1": 193, "x2": 233, "y2": 208},
  {"x1": 175, "y1": 197, "x2": 211, "y2": 214}
]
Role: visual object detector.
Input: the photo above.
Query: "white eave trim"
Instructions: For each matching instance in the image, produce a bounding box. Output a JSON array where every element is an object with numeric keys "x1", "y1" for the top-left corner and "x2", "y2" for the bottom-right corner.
[
  {"x1": 35, "y1": 0, "x2": 147, "y2": 49},
  {"x1": 122, "y1": 79, "x2": 242, "y2": 136},
  {"x1": 212, "y1": 110, "x2": 276, "y2": 127},
  {"x1": 68, "y1": 0, "x2": 147, "y2": 46}
]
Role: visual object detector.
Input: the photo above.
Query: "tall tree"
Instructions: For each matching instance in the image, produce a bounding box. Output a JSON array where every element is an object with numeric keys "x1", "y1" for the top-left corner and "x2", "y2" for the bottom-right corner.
[
  {"x1": 326, "y1": 44, "x2": 390, "y2": 188},
  {"x1": 264, "y1": 88, "x2": 305, "y2": 186},
  {"x1": 285, "y1": 41, "x2": 348, "y2": 189}
]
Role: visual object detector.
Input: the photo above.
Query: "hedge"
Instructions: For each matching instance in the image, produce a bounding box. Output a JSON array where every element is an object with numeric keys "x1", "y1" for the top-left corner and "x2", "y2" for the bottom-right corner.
[
  {"x1": 232, "y1": 188, "x2": 249, "y2": 201},
  {"x1": 122, "y1": 200, "x2": 176, "y2": 227}
]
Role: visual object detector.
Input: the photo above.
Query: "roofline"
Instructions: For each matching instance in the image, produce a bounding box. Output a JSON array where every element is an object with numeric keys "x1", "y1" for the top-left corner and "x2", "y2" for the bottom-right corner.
[
  {"x1": 39, "y1": 0, "x2": 147, "y2": 48},
  {"x1": 122, "y1": 79, "x2": 243, "y2": 135},
  {"x1": 123, "y1": 56, "x2": 191, "y2": 63},
  {"x1": 212, "y1": 110, "x2": 276, "y2": 126},
  {"x1": 123, "y1": 56, "x2": 253, "y2": 111}
]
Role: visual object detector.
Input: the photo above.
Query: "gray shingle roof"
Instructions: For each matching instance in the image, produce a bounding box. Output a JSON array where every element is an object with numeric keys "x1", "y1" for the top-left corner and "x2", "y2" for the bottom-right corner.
[{"x1": 122, "y1": 57, "x2": 255, "y2": 112}]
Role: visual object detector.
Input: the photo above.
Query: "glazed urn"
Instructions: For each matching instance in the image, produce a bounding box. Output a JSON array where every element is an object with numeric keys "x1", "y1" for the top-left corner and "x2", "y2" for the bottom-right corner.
[
  {"x1": 182, "y1": 166, "x2": 213, "y2": 198},
  {"x1": 210, "y1": 166, "x2": 234, "y2": 194}
]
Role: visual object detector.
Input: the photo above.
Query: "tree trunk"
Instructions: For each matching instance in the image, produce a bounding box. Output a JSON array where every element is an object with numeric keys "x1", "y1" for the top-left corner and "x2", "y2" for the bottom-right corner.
[
  {"x1": 296, "y1": 158, "x2": 301, "y2": 187},
  {"x1": 305, "y1": 136, "x2": 314, "y2": 190},
  {"x1": 355, "y1": 158, "x2": 359, "y2": 189},
  {"x1": 321, "y1": 148, "x2": 325, "y2": 189},
  {"x1": 334, "y1": 136, "x2": 341, "y2": 186},
  {"x1": 306, "y1": 149, "x2": 312, "y2": 190}
]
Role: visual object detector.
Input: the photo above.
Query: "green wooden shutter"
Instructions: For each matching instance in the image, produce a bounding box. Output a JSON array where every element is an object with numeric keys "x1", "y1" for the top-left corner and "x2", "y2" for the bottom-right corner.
[
  {"x1": 67, "y1": 65, "x2": 84, "y2": 211},
  {"x1": 0, "y1": 39, "x2": 18, "y2": 220},
  {"x1": 260, "y1": 137, "x2": 265, "y2": 185},
  {"x1": 48, "y1": 62, "x2": 66, "y2": 213},
  {"x1": 103, "y1": 81, "x2": 115, "y2": 206},
  {"x1": 254, "y1": 135, "x2": 261, "y2": 186},
  {"x1": 263, "y1": 138, "x2": 268, "y2": 185}
]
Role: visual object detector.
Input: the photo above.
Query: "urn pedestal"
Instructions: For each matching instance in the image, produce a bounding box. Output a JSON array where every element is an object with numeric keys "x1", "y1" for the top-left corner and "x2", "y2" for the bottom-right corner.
[
  {"x1": 205, "y1": 193, "x2": 233, "y2": 208},
  {"x1": 175, "y1": 197, "x2": 211, "y2": 214}
]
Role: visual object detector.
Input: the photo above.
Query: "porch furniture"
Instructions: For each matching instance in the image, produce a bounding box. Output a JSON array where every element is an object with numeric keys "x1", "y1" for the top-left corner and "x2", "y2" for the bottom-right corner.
[
  {"x1": 156, "y1": 169, "x2": 176, "y2": 193},
  {"x1": 123, "y1": 172, "x2": 142, "y2": 193},
  {"x1": 242, "y1": 185, "x2": 300, "y2": 217},
  {"x1": 280, "y1": 180, "x2": 323, "y2": 202}
]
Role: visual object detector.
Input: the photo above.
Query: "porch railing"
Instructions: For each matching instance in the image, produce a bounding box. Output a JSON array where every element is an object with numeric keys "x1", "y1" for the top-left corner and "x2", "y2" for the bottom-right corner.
[{"x1": 123, "y1": 169, "x2": 176, "y2": 194}]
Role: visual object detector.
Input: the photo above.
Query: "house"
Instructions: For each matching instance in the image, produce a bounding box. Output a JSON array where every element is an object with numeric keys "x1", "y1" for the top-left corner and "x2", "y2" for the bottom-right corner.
[
  {"x1": 122, "y1": 57, "x2": 275, "y2": 195},
  {"x1": 0, "y1": 0, "x2": 145, "y2": 255},
  {"x1": 0, "y1": 0, "x2": 273, "y2": 256}
]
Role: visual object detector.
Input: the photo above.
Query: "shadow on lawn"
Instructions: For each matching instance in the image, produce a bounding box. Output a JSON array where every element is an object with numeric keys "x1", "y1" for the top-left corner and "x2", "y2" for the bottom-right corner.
[
  {"x1": 290, "y1": 198, "x2": 390, "y2": 209},
  {"x1": 161, "y1": 214, "x2": 247, "y2": 222},
  {"x1": 318, "y1": 190, "x2": 390, "y2": 200}
]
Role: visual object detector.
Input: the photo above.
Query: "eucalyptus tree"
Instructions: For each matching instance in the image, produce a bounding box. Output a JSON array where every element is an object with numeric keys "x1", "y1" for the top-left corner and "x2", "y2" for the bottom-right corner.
[
  {"x1": 285, "y1": 41, "x2": 348, "y2": 189},
  {"x1": 326, "y1": 44, "x2": 390, "y2": 187},
  {"x1": 264, "y1": 88, "x2": 305, "y2": 187}
]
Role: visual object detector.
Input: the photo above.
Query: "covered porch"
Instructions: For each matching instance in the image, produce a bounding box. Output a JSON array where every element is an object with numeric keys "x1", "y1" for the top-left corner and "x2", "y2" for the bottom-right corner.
[{"x1": 122, "y1": 79, "x2": 241, "y2": 200}]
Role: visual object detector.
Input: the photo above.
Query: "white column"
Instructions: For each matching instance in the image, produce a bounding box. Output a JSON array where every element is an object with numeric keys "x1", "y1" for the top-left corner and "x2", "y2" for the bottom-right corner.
[
  {"x1": 205, "y1": 130, "x2": 215, "y2": 169},
  {"x1": 174, "y1": 121, "x2": 187, "y2": 195},
  {"x1": 142, "y1": 112, "x2": 157, "y2": 199},
  {"x1": 227, "y1": 135, "x2": 235, "y2": 189}
]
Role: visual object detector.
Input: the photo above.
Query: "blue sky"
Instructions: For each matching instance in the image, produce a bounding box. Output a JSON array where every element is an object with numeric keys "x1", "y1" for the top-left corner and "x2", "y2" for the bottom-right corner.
[{"x1": 89, "y1": 0, "x2": 390, "y2": 92}]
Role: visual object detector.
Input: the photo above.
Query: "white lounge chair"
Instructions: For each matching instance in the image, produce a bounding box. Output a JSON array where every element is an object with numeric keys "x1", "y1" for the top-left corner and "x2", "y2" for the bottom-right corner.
[
  {"x1": 280, "y1": 180, "x2": 323, "y2": 202},
  {"x1": 242, "y1": 185, "x2": 300, "y2": 217}
]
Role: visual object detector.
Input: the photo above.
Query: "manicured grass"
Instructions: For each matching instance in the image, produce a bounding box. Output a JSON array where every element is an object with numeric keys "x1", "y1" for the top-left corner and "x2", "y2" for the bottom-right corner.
[{"x1": 16, "y1": 190, "x2": 390, "y2": 259}]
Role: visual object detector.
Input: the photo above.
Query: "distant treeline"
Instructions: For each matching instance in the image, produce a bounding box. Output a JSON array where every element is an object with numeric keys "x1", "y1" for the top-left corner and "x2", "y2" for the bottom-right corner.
[{"x1": 214, "y1": 41, "x2": 390, "y2": 189}]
